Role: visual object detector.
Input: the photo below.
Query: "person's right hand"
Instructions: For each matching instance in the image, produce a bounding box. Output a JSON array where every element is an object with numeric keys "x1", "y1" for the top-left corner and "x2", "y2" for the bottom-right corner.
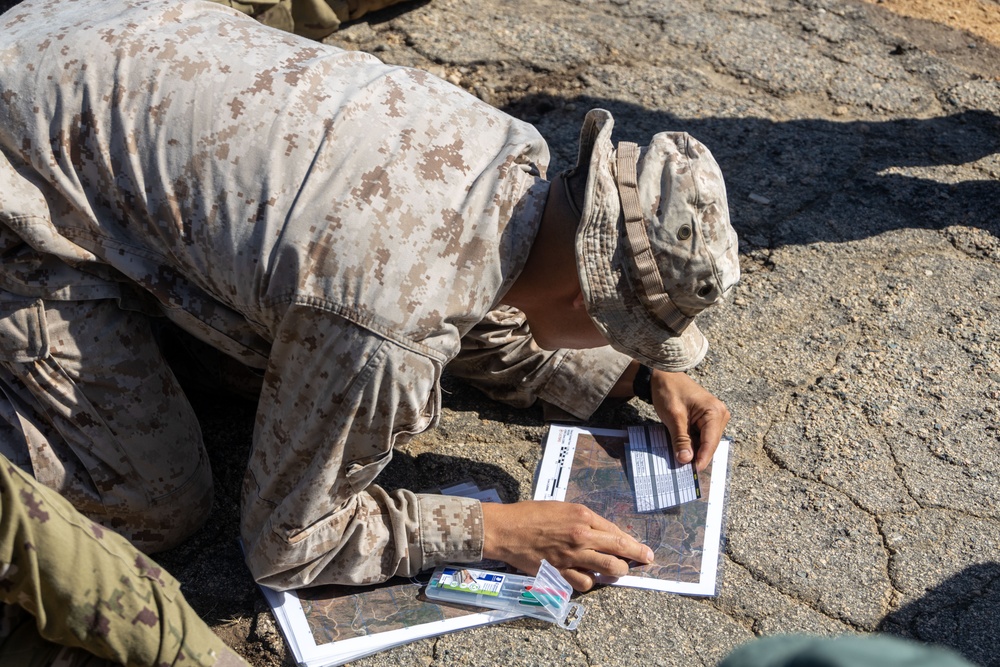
[
  {"x1": 650, "y1": 370, "x2": 730, "y2": 472},
  {"x1": 480, "y1": 500, "x2": 654, "y2": 591}
]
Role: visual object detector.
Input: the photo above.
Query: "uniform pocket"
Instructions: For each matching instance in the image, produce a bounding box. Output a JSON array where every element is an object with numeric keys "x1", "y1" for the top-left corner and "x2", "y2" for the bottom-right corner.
[
  {"x1": 0, "y1": 296, "x2": 49, "y2": 363},
  {"x1": 344, "y1": 448, "x2": 394, "y2": 495}
]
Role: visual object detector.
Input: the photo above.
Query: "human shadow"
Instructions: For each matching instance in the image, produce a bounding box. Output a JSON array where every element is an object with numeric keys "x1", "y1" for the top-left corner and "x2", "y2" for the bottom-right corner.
[
  {"x1": 340, "y1": 0, "x2": 431, "y2": 28},
  {"x1": 878, "y1": 561, "x2": 1000, "y2": 667},
  {"x1": 374, "y1": 449, "x2": 523, "y2": 502},
  {"x1": 503, "y1": 94, "x2": 1000, "y2": 251},
  {"x1": 439, "y1": 369, "x2": 651, "y2": 431},
  {"x1": 437, "y1": 371, "x2": 546, "y2": 428}
]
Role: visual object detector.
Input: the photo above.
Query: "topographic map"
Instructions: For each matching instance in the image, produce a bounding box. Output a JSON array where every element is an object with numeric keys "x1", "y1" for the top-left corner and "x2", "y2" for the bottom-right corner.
[
  {"x1": 263, "y1": 575, "x2": 513, "y2": 667},
  {"x1": 297, "y1": 577, "x2": 468, "y2": 644},
  {"x1": 565, "y1": 430, "x2": 711, "y2": 584},
  {"x1": 535, "y1": 424, "x2": 730, "y2": 595}
]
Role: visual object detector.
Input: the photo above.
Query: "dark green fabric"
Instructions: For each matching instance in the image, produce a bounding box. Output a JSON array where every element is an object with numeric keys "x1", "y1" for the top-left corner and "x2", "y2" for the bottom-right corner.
[
  {"x1": 0, "y1": 455, "x2": 247, "y2": 666},
  {"x1": 720, "y1": 635, "x2": 977, "y2": 667}
]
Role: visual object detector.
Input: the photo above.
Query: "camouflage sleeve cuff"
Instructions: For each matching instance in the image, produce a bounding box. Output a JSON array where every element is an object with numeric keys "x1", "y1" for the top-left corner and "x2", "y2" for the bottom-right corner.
[
  {"x1": 535, "y1": 346, "x2": 634, "y2": 421},
  {"x1": 414, "y1": 493, "x2": 484, "y2": 570}
]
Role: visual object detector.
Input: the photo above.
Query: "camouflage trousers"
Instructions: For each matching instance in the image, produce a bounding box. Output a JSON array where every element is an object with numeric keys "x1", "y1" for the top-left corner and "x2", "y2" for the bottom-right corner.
[
  {"x1": 208, "y1": 0, "x2": 424, "y2": 40},
  {"x1": 0, "y1": 451, "x2": 246, "y2": 666},
  {"x1": 0, "y1": 292, "x2": 213, "y2": 554}
]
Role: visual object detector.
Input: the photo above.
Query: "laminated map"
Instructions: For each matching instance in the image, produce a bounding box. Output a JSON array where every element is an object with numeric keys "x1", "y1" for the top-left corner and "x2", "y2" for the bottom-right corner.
[{"x1": 534, "y1": 424, "x2": 731, "y2": 595}]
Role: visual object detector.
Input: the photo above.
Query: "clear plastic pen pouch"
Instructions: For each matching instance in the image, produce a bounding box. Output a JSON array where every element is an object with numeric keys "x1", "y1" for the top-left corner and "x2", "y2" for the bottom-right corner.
[{"x1": 425, "y1": 559, "x2": 585, "y2": 630}]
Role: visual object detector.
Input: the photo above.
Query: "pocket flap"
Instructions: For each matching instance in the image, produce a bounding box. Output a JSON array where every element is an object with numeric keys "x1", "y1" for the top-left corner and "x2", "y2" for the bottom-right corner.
[{"x1": 0, "y1": 297, "x2": 49, "y2": 362}]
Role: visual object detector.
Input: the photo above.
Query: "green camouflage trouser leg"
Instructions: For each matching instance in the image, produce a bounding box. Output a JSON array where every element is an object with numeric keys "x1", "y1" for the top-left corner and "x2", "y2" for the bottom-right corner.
[
  {"x1": 0, "y1": 453, "x2": 247, "y2": 666},
  {"x1": 209, "y1": 0, "x2": 426, "y2": 40}
]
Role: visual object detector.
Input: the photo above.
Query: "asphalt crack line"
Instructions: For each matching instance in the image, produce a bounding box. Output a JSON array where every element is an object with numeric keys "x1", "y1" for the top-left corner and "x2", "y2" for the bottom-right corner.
[{"x1": 717, "y1": 556, "x2": 862, "y2": 632}]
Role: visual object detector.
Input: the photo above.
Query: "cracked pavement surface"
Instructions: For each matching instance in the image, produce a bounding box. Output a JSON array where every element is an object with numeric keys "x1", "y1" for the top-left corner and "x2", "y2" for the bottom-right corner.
[{"x1": 16, "y1": 0, "x2": 989, "y2": 664}]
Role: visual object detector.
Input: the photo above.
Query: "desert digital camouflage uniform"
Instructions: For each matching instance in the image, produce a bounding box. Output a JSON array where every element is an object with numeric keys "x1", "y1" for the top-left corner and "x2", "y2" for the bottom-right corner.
[
  {"x1": 208, "y1": 0, "x2": 421, "y2": 40},
  {"x1": 0, "y1": 452, "x2": 247, "y2": 666},
  {"x1": 0, "y1": 0, "x2": 633, "y2": 589}
]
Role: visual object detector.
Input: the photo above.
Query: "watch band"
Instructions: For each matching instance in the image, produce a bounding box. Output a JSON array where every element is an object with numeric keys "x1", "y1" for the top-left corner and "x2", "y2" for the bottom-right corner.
[{"x1": 632, "y1": 364, "x2": 653, "y2": 404}]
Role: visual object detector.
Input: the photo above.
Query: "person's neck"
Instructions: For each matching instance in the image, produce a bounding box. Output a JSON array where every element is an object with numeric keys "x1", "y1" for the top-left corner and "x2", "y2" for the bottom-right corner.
[{"x1": 501, "y1": 175, "x2": 580, "y2": 311}]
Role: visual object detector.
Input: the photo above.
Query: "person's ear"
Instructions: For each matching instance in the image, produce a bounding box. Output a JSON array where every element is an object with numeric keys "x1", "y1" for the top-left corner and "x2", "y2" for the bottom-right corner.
[{"x1": 572, "y1": 290, "x2": 587, "y2": 310}]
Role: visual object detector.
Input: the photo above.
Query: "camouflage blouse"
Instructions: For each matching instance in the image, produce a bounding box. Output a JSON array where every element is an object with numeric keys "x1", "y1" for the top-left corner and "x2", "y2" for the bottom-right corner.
[{"x1": 0, "y1": 0, "x2": 630, "y2": 588}]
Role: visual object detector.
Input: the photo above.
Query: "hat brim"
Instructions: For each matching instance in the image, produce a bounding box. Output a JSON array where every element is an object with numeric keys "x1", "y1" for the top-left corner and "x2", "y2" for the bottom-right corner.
[{"x1": 573, "y1": 110, "x2": 709, "y2": 372}]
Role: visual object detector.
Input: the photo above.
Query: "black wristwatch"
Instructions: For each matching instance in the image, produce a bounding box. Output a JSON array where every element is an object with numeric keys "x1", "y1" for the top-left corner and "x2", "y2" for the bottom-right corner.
[{"x1": 632, "y1": 364, "x2": 653, "y2": 404}]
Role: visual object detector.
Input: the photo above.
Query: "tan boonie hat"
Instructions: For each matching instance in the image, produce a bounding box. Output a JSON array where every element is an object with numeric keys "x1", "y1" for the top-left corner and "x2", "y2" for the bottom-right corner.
[{"x1": 568, "y1": 109, "x2": 740, "y2": 372}]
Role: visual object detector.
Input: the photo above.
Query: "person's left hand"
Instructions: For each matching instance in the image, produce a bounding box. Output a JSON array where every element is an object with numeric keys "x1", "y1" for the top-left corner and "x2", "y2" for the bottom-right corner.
[{"x1": 649, "y1": 370, "x2": 730, "y2": 471}]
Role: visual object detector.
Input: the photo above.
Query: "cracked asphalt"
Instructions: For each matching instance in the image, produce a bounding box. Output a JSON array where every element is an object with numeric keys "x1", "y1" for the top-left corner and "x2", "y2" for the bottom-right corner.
[{"x1": 10, "y1": 0, "x2": 993, "y2": 664}]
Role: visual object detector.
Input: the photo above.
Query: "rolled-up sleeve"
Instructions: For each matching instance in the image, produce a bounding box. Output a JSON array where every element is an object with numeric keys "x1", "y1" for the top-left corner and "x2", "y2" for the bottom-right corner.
[
  {"x1": 241, "y1": 304, "x2": 482, "y2": 590},
  {"x1": 448, "y1": 306, "x2": 633, "y2": 420}
]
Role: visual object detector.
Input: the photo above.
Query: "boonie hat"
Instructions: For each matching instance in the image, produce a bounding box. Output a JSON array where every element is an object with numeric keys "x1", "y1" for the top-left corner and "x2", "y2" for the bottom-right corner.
[{"x1": 569, "y1": 109, "x2": 740, "y2": 372}]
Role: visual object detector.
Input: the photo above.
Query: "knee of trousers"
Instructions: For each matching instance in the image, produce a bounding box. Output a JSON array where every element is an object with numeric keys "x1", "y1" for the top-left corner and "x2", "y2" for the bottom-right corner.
[
  {"x1": 0, "y1": 294, "x2": 216, "y2": 554},
  {"x1": 96, "y1": 449, "x2": 216, "y2": 554}
]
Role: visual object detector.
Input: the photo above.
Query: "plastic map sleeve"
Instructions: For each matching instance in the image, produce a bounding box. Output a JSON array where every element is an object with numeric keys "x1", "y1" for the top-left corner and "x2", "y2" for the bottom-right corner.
[{"x1": 534, "y1": 424, "x2": 732, "y2": 596}]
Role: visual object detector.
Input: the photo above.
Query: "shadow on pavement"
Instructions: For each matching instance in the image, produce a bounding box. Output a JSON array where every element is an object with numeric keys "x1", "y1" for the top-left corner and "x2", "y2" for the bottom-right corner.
[
  {"x1": 504, "y1": 94, "x2": 1000, "y2": 250},
  {"x1": 378, "y1": 449, "x2": 524, "y2": 502},
  {"x1": 878, "y1": 561, "x2": 1000, "y2": 667}
]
